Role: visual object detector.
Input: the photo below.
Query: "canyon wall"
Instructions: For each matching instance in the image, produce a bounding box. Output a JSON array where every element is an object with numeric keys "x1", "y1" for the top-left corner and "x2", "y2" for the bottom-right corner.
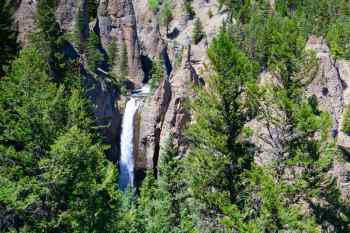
[{"x1": 14, "y1": 0, "x2": 350, "y2": 198}]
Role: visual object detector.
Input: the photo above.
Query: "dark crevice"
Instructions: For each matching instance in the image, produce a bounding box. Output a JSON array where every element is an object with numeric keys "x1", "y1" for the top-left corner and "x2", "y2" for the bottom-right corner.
[
  {"x1": 141, "y1": 54, "x2": 153, "y2": 83},
  {"x1": 161, "y1": 47, "x2": 172, "y2": 76}
]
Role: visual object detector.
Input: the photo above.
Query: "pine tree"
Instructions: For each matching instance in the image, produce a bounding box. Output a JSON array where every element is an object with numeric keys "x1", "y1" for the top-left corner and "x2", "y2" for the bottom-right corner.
[
  {"x1": 86, "y1": 31, "x2": 103, "y2": 72},
  {"x1": 107, "y1": 40, "x2": 119, "y2": 69},
  {"x1": 184, "y1": 30, "x2": 258, "y2": 230},
  {"x1": 120, "y1": 40, "x2": 129, "y2": 78},
  {"x1": 160, "y1": 0, "x2": 173, "y2": 35},
  {"x1": 149, "y1": 58, "x2": 164, "y2": 90},
  {"x1": 40, "y1": 126, "x2": 121, "y2": 232},
  {"x1": 183, "y1": 0, "x2": 195, "y2": 19},
  {"x1": 192, "y1": 18, "x2": 205, "y2": 44},
  {"x1": 0, "y1": 47, "x2": 122, "y2": 233},
  {"x1": 245, "y1": 15, "x2": 348, "y2": 231},
  {"x1": 32, "y1": 0, "x2": 69, "y2": 81},
  {"x1": 0, "y1": 0, "x2": 19, "y2": 77},
  {"x1": 137, "y1": 137, "x2": 194, "y2": 233}
]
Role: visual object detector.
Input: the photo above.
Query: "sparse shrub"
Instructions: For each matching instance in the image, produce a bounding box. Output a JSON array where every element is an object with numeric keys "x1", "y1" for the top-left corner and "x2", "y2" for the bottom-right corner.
[
  {"x1": 148, "y1": 0, "x2": 159, "y2": 12},
  {"x1": 149, "y1": 58, "x2": 164, "y2": 90},
  {"x1": 119, "y1": 41, "x2": 128, "y2": 78},
  {"x1": 342, "y1": 104, "x2": 350, "y2": 134},
  {"x1": 208, "y1": 9, "x2": 213, "y2": 18},
  {"x1": 107, "y1": 40, "x2": 119, "y2": 70},
  {"x1": 160, "y1": 0, "x2": 173, "y2": 34},
  {"x1": 86, "y1": 31, "x2": 103, "y2": 71},
  {"x1": 192, "y1": 18, "x2": 205, "y2": 44},
  {"x1": 75, "y1": 7, "x2": 86, "y2": 52},
  {"x1": 326, "y1": 17, "x2": 350, "y2": 59},
  {"x1": 184, "y1": 1, "x2": 195, "y2": 19}
]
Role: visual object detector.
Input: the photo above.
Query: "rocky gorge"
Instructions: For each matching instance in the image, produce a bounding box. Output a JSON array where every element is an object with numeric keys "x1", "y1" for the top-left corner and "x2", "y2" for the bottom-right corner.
[
  {"x1": 13, "y1": 0, "x2": 350, "y2": 199},
  {"x1": 2, "y1": 0, "x2": 350, "y2": 231}
]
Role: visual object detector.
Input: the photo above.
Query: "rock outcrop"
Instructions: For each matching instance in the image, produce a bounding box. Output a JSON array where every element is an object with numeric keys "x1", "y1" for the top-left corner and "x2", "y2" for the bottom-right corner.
[
  {"x1": 135, "y1": 79, "x2": 171, "y2": 170},
  {"x1": 56, "y1": 0, "x2": 89, "y2": 39},
  {"x1": 15, "y1": 1, "x2": 122, "y2": 162},
  {"x1": 306, "y1": 36, "x2": 345, "y2": 132},
  {"x1": 97, "y1": 0, "x2": 144, "y2": 86},
  {"x1": 15, "y1": 0, "x2": 37, "y2": 47},
  {"x1": 83, "y1": 71, "x2": 121, "y2": 162}
]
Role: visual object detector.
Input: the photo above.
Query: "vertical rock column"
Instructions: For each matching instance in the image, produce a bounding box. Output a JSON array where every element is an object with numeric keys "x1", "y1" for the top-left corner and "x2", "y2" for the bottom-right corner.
[
  {"x1": 98, "y1": 0, "x2": 144, "y2": 87},
  {"x1": 15, "y1": 0, "x2": 37, "y2": 47}
]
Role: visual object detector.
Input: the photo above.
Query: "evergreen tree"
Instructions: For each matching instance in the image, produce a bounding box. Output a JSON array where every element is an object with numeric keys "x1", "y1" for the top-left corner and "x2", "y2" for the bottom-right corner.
[
  {"x1": 120, "y1": 40, "x2": 129, "y2": 78},
  {"x1": 0, "y1": 47, "x2": 122, "y2": 233},
  {"x1": 192, "y1": 18, "x2": 205, "y2": 44},
  {"x1": 0, "y1": 0, "x2": 19, "y2": 77},
  {"x1": 32, "y1": 0, "x2": 67, "y2": 80},
  {"x1": 149, "y1": 58, "x2": 164, "y2": 91},
  {"x1": 107, "y1": 40, "x2": 119, "y2": 70},
  {"x1": 40, "y1": 126, "x2": 120, "y2": 232},
  {"x1": 86, "y1": 31, "x2": 103, "y2": 72},
  {"x1": 326, "y1": 16, "x2": 350, "y2": 59},
  {"x1": 75, "y1": 6, "x2": 86, "y2": 52},
  {"x1": 183, "y1": 0, "x2": 195, "y2": 19},
  {"x1": 183, "y1": 30, "x2": 257, "y2": 230},
  {"x1": 137, "y1": 137, "x2": 194, "y2": 233},
  {"x1": 160, "y1": 0, "x2": 173, "y2": 35}
]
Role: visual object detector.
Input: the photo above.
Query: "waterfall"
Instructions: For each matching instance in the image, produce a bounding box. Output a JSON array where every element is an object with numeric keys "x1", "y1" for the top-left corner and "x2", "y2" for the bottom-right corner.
[{"x1": 119, "y1": 97, "x2": 139, "y2": 191}]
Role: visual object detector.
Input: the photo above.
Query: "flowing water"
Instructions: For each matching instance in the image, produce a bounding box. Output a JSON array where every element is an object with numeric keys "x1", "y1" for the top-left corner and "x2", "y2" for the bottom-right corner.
[{"x1": 119, "y1": 98, "x2": 139, "y2": 191}]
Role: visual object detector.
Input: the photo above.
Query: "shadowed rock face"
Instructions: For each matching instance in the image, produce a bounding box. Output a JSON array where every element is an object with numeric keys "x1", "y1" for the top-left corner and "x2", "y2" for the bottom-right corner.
[
  {"x1": 14, "y1": 0, "x2": 122, "y2": 162},
  {"x1": 135, "y1": 79, "x2": 171, "y2": 171},
  {"x1": 83, "y1": 70, "x2": 121, "y2": 162}
]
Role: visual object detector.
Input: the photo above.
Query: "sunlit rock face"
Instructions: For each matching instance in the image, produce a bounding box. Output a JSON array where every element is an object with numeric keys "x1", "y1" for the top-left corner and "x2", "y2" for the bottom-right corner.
[
  {"x1": 15, "y1": 0, "x2": 37, "y2": 47},
  {"x1": 98, "y1": 0, "x2": 144, "y2": 87},
  {"x1": 306, "y1": 36, "x2": 345, "y2": 132}
]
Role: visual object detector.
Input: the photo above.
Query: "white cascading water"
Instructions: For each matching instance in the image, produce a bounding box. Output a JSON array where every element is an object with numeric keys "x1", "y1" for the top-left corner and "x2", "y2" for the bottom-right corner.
[{"x1": 119, "y1": 97, "x2": 139, "y2": 191}]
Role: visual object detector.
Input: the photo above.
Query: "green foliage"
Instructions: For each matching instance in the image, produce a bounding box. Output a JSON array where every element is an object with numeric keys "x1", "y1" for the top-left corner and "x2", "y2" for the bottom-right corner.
[
  {"x1": 86, "y1": 31, "x2": 103, "y2": 72},
  {"x1": 148, "y1": 0, "x2": 160, "y2": 12},
  {"x1": 149, "y1": 59, "x2": 164, "y2": 90},
  {"x1": 32, "y1": 0, "x2": 67, "y2": 79},
  {"x1": 208, "y1": 9, "x2": 213, "y2": 18},
  {"x1": 88, "y1": 0, "x2": 98, "y2": 21},
  {"x1": 75, "y1": 6, "x2": 86, "y2": 52},
  {"x1": 342, "y1": 104, "x2": 350, "y2": 134},
  {"x1": 183, "y1": 0, "x2": 195, "y2": 19},
  {"x1": 160, "y1": 0, "x2": 173, "y2": 33},
  {"x1": 192, "y1": 18, "x2": 205, "y2": 44},
  {"x1": 326, "y1": 17, "x2": 350, "y2": 59},
  {"x1": 0, "y1": 0, "x2": 19, "y2": 76},
  {"x1": 39, "y1": 126, "x2": 120, "y2": 232},
  {"x1": 107, "y1": 40, "x2": 128, "y2": 94},
  {"x1": 120, "y1": 40, "x2": 129, "y2": 78},
  {"x1": 2, "y1": 0, "x2": 350, "y2": 232},
  {"x1": 107, "y1": 40, "x2": 119, "y2": 69},
  {"x1": 0, "y1": 46, "x2": 121, "y2": 232},
  {"x1": 183, "y1": 31, "x2": 257, "y2": 230},
  {"x1": 137, "y1": 137, "x2": 195, "y2": 233}
]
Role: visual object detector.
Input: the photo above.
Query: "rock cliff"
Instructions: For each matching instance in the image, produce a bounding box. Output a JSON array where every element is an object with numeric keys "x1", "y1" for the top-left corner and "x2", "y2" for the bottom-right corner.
[{"x1": 13, "y1": 0, "x2": 350, "y2": 195}]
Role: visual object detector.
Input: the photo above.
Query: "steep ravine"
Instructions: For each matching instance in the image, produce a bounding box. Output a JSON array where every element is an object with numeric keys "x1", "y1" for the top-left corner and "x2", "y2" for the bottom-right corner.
[{"x1": 14, "y1": 0, "x2": 350, "y2": 197}]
